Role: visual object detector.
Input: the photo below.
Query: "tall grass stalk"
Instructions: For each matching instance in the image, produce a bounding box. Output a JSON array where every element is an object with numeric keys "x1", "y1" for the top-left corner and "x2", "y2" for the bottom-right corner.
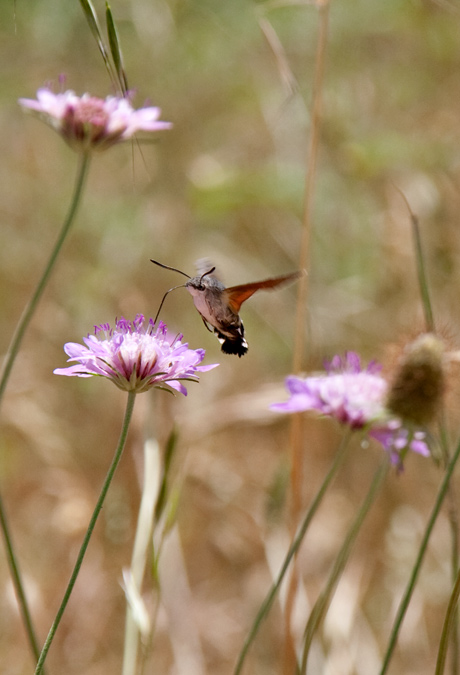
[
  {"x1": 122, "y1": 439, "x2": 161, "y2": 675},
  {"x1": 286, "y1": 2, "x2": 330, "y2": 671}
]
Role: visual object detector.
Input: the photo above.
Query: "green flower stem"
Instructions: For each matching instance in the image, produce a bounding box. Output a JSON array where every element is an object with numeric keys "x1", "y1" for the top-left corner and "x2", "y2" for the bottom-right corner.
[
  {"x1": 438, "y1": 418, "x2": 460, "y2": 675},
  {"x1": 0, "y1": 151, "x2": 90, "y2": 667},
  {"x1": 0, "y1": 151, "x2": 91, "y2": 407},
  {"x1": 35, "y1": 390, "x2": 136, "y2": 675},
  {"x1": 406, "y1": 185, "x2": 459, "y2": 673},
  {"x1": 406, "y1": 187, "x2": 459, "y2": 673},
  {"x1": 436, "y1": 562, "x2": 460, "y2": 675},
  {"x1": 379, "y1": 434, "x2": 460, "y2": 675},
  {"x1": 300, "y1": 458, "x2": 389, "y2": 674},
  {"x1": 122, "y1": 439, "x2": 161, "y2": 675},
  {"x1": 0, "y1": 493, "x2": 43, "y2": 668},
  {"x1": 232, "y1": 430, "x2": 352, "y2": 675}
]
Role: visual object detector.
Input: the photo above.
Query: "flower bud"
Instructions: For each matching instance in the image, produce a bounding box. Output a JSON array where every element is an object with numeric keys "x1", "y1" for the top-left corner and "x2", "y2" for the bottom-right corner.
[{"x1": 386, "y1": 333, "x2": 445, "y2": 425}]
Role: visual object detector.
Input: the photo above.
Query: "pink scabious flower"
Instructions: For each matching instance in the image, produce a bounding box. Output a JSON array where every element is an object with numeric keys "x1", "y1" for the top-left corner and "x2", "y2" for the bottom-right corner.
[
  {"x1": 54, "y1": 315, "x2": 218, "y2": 395},
  {"x1": 19, "y1": 87, "x2": 171, "y2": 151},
  {"x1": 271, "y1": 352, "x2": 430, "y2": 468}
]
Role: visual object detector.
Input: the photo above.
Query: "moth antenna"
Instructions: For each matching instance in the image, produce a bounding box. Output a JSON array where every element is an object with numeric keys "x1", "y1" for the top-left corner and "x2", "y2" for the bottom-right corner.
[
  {"x1": 150, "y1": 259, "x2": 191, "y2": 279},
  {"x1": 153, "y1": 284, "x2": 186, "y2": 325},
  {"x1": 199, "y1": 266, "x2": 216, "y2": 284}
]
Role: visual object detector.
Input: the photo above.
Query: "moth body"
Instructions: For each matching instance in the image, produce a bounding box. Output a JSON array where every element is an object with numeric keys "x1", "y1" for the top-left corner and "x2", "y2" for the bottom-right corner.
[
  {"x1": 151, "y1": 258, "x2": 303, "y2": 357},
  {"x1": 185, "y1": 275, "x2": 248, "y2": 357}
]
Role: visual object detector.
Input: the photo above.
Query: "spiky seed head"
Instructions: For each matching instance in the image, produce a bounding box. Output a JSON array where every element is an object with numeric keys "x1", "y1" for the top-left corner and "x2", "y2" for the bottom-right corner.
[{"x1": 386, "y1": 333, "x2": 445, "y2": 425}]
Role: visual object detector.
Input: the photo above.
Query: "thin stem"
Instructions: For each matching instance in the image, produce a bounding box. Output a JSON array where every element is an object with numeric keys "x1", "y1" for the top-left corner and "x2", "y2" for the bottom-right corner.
[
  {"x1": 436, "y1": 563, "x2": 460, "y2": 675},
  {"x1": 287, "y1": 3, "x2": 330, "y2": 669},
  {"x1": 300, "y1": 459, "x2": 389, "y2": 674},
  {"x1": 293, "y1": 0, "x2": 329, "y2": 375},
  {"x1": 0, "y1": 494, "x2": 43, "y2": 668},
  {"x1": 35, "y1": 390, "x2": 136, "y2": 674},
  {"x1": 439, "y1": 418, "x2": 460, "y2": 675},
  {"x1": 379, "y1": 434, "x2": 460, "y2": 675},
  {"x1": 411, "y1": 210, "x2": 435, "y2": 333},
  {"x1": 401, "y1": 190, "x2": 459, "y2": 672},
  {"x1": 232, "y1": 430, "x2": 351, "y2": 675},
  {"x1": 0, "y1": 151, "x2": 90, "y2": 667},
  {"x1": 289, "y1": 0, "x2": 330, "y2": 515},
  {"x1": 396, "y1": 188, "x2": 435, "y2": 334},
  {"x1": 0, "y1": 151, "x2": 91, "y2": 407}
]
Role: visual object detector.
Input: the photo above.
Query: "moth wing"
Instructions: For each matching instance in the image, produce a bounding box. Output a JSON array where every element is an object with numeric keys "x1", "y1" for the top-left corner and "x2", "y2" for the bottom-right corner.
[
  {"x1": 195, "y1": 258, "x2": 222, "y2": 281},
  {"x1": 224, "y1": 271, "x2": 303, "y2": 314}
]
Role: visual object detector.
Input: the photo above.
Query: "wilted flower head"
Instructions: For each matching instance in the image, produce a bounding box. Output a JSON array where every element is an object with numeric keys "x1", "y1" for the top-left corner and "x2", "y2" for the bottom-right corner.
[
  {"x1": 54, "y1": 315, "x2": 217, "y2": 395},
  {"x1": 19, "y1": 87, "x2": 171, "y2": 151},
  {"x1": 271, "y1": 352, "x2": 430, "y2": 469}
]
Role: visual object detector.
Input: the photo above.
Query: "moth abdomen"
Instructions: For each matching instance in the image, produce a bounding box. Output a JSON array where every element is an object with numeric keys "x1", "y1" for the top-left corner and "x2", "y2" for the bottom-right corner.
[
  {"x1": 214, "y1": 325, "x2": 248, "y2": 358},
  {"x1": 219, "y1": 336, "x2": 248, "y2": 357}
]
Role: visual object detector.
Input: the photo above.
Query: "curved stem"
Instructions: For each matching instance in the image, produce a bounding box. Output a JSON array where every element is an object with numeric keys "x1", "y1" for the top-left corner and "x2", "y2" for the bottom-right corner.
[
  {"x1": 300, "y1": 459, "x2": 389, "y2": 674},
  {"x1": 379, "y1": 434, "x2": 460, "y2": 675},
  {"x1": 233, "y1": 430, "x2": 351, "y2": 675},
  {"x1": 35, "y1": 390, "x2": 136, "y2": 674},
  {"x1": 401, "y1": 191, "x2": 458, "y2": 673},
  {"x1": 401, "y1": 188, "x2": 459, "y2": 673},
  {"x1": 438, "y1": 417, "x2": 460, "y2": 675},
  {"x1": 436, "y1": 563, "x2": 460, "y2": 675},
  {"x1": 0, "y1": 151, "x2": 90, "y2": 667},
  {"x1": 0, "y1": 493, "x2": 43, "y2": 667},
  {"x1": 0, "y1": 151, "x2": 91, "y2": 407}
]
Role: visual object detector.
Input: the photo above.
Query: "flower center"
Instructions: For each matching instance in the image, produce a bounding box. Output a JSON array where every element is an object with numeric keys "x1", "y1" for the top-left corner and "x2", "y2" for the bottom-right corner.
[{"x1": 70, "y1": 98, "x2": 110, "y2": 128}]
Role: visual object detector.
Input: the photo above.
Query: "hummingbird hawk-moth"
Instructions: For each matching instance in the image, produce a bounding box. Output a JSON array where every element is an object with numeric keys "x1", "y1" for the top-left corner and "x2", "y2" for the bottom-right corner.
[{"x1": 151, "y1": 259, "x2": 303, "y2": 357}]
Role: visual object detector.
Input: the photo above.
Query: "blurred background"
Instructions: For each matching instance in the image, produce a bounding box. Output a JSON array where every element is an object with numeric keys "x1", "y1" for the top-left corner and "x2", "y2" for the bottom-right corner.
[{"x1": 1, "y1": 0, "x2": 460, "y2": 673}]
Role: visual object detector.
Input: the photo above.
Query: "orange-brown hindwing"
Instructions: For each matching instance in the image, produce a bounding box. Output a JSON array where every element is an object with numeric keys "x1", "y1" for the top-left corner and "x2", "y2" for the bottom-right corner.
[{"x1": 224, "y1": 271, "x2": 303, "y2": 314}]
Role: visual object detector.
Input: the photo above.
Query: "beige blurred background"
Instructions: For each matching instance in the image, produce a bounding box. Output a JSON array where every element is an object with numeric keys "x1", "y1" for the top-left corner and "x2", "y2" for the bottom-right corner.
[{"x1": 1, "y1": 1, "x2": 460, "y2": 673}]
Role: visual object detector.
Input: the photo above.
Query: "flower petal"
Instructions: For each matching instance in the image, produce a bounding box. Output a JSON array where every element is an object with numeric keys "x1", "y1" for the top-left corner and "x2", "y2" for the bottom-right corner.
[{"x1": 55, "y1": 316, "x2": 217, "y2": 394}]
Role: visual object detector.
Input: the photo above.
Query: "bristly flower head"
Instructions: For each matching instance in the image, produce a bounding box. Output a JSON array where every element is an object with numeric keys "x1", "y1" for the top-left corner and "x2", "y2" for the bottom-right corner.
[
  {"x1": 271, "y1": 351, "x2": 430, "y2": 470},
  {"x1": 19, "y1": 87, "x2": 171, "y2": 152},
  {"x1": 54, "y1": 315, "x2": 218, "y2": 395},
  {"x1": 386, "y1": 333, "x2": 445, "y2": 425}
]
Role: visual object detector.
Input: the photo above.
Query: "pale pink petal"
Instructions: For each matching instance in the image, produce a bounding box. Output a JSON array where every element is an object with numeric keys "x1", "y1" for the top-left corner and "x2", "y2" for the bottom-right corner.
[{"x1": 55, "y1": 315, "x2": 218, "y2": 395}]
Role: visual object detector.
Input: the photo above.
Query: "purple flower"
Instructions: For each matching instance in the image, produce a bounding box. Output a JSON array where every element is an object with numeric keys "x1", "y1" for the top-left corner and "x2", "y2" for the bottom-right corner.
[
  {"x1": 271, "y1": 352, "x2": 430, "y2": 467},
  {"x1": 369, "y1": 422, "x2": 430, "y2": 468},
  {"x1": 19, "y1": 87, "x2": 171, "y2": 151},
  {"x1": 54, "y1": 315, "x2": 218, "y2": 395},
  {"x1": 272, "y1": 353, "x2": 386, "y2": 429}
]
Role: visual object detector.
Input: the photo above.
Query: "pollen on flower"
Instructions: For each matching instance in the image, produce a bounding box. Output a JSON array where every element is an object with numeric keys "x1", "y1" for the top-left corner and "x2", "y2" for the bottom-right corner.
[
  {"x1": 19, "y1": 86, "x2": 172, "y2": 152},
  {"x1": 54, "y1": 315, "x2": 218, "y2": 395}
]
